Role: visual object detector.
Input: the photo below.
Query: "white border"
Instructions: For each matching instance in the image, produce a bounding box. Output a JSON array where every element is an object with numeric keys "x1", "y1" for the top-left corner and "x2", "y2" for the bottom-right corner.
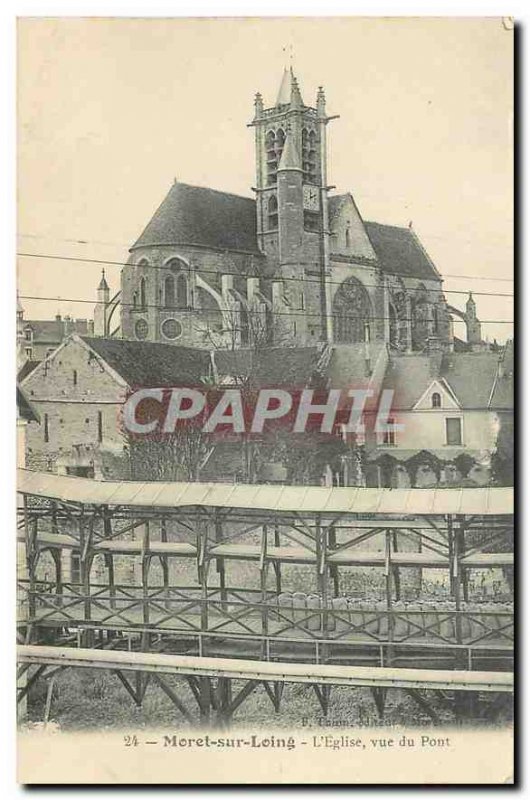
[{"x1": 1, "y1": 3, "x2": 524, "y2": 797}]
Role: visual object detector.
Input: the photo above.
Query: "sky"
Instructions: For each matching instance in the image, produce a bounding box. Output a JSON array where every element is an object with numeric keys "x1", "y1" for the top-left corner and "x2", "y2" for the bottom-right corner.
[{"x1": 17, "y1": 16, "x2": 513, "y2": 342}]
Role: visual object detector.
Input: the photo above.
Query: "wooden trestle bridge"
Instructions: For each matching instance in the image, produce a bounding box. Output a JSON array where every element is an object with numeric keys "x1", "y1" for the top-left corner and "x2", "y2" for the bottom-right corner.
[{"x1": 17, "y1": 469, "x2": 514, "y2": 726}]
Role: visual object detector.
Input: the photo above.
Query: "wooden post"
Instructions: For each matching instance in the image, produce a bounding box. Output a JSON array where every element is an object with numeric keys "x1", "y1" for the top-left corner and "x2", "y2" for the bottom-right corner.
[
  {"x1": 385, "y1": 530, "x2": 395, "y2": 665},
  {"x1": 260, "y1": 525, "x2": 269, "y2": 658},
  {"x1": 447, "y1": 514, "x2": 455, "y2": 597},
  {"x1": 52, "y1": 550, "x2": 63, "y2": 608},
  {"x1": 215, "y1": 512, "x2": 227, "y2": 608},
  {"x1": 141, "y1": 521, "x2": 151, "y2": 652},
  {"x1": 273, "y1": 523, "x2": 282, "y2": 595},
  {"x1": 453, "y1": 516, "x2": 463, "y2": 648},
  {"x1": 316, "y1": 515, "x2": 328, "y2": 657},
  {"x1": 199, "y1": 676, "x2": 211, "y2": 724},
  {"x1": 160, "y1": 517, "x2": 170, "y2": 611},
  {"x1": 23, "y1": 496, "x2": 37, "y2": 624},
  {"x1": 328, "y1": 525, "x2": 340, "y2": 597},
  {"x1": 79, "y1": 508, "x2": 94, "y2": 648},
  {"x1": 216, "y1": 677, "x2": 233, "y2": 727},
  {"x1": 106, "y1": 555, "x2": 116, "y2": 610},
  {"x1": 391, "y1": 531, "x2": 401, "y2": 600},
  {"x1": 198, "y1": 523, "x2": 210, "y2": 655}
]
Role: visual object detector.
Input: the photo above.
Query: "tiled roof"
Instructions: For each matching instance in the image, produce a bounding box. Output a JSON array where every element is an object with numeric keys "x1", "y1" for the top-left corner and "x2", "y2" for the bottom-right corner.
[
  {"x1": 81, "y1": 337, "x2": 212, "y2": 387},
  {"x1": 364, "y1": 222, "x2": 441, "y2": 282},
  {"x1": 131, "y1": 182, "x2": 263, "y2": 255}
]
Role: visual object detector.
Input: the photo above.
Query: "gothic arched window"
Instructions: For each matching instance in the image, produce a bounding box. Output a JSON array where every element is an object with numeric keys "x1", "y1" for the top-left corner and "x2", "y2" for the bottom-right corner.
[
  {"x1": 266, "y1": 130, "x2": 277, "y2": 186},
  {"x1": 276, "y1": 128, "x2": 286, "y2": 152},
  {"x1": 176, "y1": 273, "x2": 188, "y2": 308},
  {"x1": 345, "y1": 226, "x2": 351, "y2": 249},
  {"x1": 139, "y1": 277, "x2": 147, "y2": 310},
  {"x1": 165, "y1": 275, "x2": 175, "y2": 308},
  {"x1": 332, "y1": 277, "x2": 372, "y2": 343},
  {"x1": 432, "y1": 392, "x2": 441, "y2": 408},
  {"x1": 268, "y1": 194, "x2": 278, "y2": 230},
  {"x1": 412, "y1": 283, "x2": 430, "y2": 350},
  {"x1": 166, "y1": 257, "x2": 185, "y2": 272}
]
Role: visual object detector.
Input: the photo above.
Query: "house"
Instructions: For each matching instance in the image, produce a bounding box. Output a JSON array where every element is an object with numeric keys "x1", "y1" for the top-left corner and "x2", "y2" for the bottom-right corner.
[
  {"x1": 19, "y1": 334, "x2": 330, "y2": 481},
  {"x1": 367, "y1": 343, "x2": 514, "y2": 487}
]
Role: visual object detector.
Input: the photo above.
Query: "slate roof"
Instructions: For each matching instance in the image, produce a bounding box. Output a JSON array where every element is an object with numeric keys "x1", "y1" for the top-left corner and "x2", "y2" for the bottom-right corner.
[
  {"x1": 16, "y1": 386, "x2": 40, "y2": 422},
  {"x1": 364, "y1": 222, "x2": 441, "y2": 282},
  {"x1": 81, "y1": 337, "x2": 212, "y2": 387},
  {"x1": 17, "y1": 359, "x2": 41, "y2": 382},
  {"x1": 488, "y1": 340, "x2": 513, "y2": 410},
  {"x1": 23, "y1": 318, "x2": 91, "y2": 344},
  {"x1": 82, "y1": 337, "x2": 325, "y2": 390},
  {"x1": 213, "y1": 346, "x2": 323, "y2": 386},
  {"x1": 382, "y1": 351, "x2": 512, "y2": 411},
  {"x1": 131, "y1": 182, "x2": 262, "y2": 255}
]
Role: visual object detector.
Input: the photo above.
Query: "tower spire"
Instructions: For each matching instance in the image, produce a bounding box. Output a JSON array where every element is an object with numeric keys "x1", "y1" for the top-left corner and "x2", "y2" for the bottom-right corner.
[
  {"x1": 98, "y1": 268, "x2": 109, "y2": 291},
  {"x1": 275, "y1": 67, "x2": 291, "y2": 106},
  {"x1": 278, "y1": 128, "x2": 302, "y2": 172}
]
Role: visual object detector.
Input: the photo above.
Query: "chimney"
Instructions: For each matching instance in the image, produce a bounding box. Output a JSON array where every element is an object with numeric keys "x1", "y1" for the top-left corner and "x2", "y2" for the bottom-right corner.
[{"x1": 426, "y1": 337, "x2": 443, "y2": 375}]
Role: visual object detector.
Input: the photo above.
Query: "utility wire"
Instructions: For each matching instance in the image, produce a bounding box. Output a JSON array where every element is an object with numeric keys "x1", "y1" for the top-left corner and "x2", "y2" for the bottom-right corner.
[
  {"x1": 17, "y1": 251, "x2": 514, "y2": 299},
  {"x1": 18, "y1": 293, "x2": 515, "y2": 324}
]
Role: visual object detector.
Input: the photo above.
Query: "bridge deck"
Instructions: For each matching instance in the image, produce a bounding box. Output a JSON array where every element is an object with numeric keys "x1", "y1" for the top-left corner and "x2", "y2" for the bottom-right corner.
[
  {"x1": 21, "y1": 532, "x2": 513, "y2": 568},
  {"x1": 17, "y1": 644, "x2": 514, "y2": 693}
]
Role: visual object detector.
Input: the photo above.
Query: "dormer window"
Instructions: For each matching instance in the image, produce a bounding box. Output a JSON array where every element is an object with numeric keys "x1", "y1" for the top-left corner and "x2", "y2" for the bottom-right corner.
[{"x1": 432, "y1": 392, "x2": 441, "y2": 408}]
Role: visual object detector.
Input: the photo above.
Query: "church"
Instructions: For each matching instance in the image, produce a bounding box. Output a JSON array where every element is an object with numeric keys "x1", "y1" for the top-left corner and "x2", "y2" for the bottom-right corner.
[
  {"x1": 20, "y1": 68, "x2": 510, "y2": 491},
  {"x1": 96, "y1": 68, "x2": 481, "y2": 353}
]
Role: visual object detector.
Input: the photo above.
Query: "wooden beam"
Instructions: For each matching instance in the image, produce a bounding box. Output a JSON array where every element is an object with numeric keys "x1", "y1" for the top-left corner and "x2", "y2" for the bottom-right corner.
[
  {"x1": 151, "y1": 674, "x2": 194, "y2": 723},
  {"x1": 18, "y1": 646, "x2": 514, "y2": 693}
]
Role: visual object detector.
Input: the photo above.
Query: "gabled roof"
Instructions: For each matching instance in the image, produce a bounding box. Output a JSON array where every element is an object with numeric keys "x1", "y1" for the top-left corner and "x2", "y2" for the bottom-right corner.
[
  {"x1": 364, "y1": 222, "x2": 441, "y2": 282},
  {"x1": 382, "y1": 351, "x2": 509, "y2": 411},
  {"x1": 81, "y1": 337, "x2": 212, "y2": 387},
  {"x1": 412, "y1": 377, "x2": 461, "y2": 410},
  {"x1": 328, "y1": 196, "x2": 441, "y2": 281},
  {"x1": 131, "y1": 182, "x2": 262, "y2": 255}
]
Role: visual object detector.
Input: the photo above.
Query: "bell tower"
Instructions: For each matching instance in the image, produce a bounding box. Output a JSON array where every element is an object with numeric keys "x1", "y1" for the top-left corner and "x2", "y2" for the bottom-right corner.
[{"x1": 250, "y1": 68, "x2": 337, "y2": 342}]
